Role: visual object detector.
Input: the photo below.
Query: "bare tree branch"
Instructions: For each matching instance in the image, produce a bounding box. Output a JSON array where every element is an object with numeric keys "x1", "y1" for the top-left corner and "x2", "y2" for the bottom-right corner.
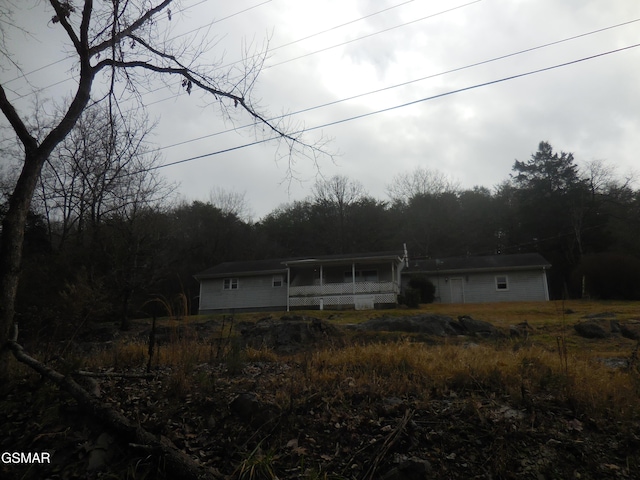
[
  {"x1": 0, "y1": 0, "x2": 330, "y2": 374},
  {"x1": 88, "y1": 0, "x2": 173, "y2": 58},
  {"x1": 7, "y1": 326, "x2": 222, "y2": 480},
  {"x1": 0, "y1": 85, "x2": 37, "y2": 152}
]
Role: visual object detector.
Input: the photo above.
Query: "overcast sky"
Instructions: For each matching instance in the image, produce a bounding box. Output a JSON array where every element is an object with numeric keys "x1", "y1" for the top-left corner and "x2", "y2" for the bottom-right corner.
[{"x1": 2, "y1": 0, "x2": 640, "y2": 219}]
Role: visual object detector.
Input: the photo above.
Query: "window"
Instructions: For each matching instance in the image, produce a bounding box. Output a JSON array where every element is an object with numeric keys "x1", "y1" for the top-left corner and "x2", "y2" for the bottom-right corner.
[
  {"x1": 223, "y1": 278, "x2": 238, "y2": 290},
  {"x1": 272, "y1": 275, "x2": 284, "y2": 287},
  {"x1": 495, "y1": 275, "x2": 508, "y2": 291}
]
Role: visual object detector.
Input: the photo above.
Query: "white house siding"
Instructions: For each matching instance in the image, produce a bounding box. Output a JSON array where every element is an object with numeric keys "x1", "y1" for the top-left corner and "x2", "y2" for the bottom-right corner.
[
  {"x1": 428, "y1": 270, "x2": 549, "y2": 304},
  {"x1": 198, "y1": 274, "x2": 288, "y2": 313}
]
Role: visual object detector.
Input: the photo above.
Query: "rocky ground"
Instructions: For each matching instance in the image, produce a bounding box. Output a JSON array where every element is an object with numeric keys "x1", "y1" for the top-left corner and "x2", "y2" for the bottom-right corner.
[{"x1": 2, "y1": 314, "x2": 640, "y2": 479}]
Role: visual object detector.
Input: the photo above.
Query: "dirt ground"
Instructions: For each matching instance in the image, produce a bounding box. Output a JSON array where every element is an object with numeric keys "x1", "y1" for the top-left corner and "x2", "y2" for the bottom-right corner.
[{"x1": 2, "y1": 307, "x2": 640, "y2": 479}]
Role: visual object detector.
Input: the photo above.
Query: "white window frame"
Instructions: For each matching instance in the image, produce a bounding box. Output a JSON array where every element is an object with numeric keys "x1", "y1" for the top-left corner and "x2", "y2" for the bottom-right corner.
[
  {"x1": 223, "y1": 278, "x2": 239, "y2": 290},
  {"x1": 495, "y1": 275, "x2": 509, "y2": 291},
  {"x1": 272, "y1": 275, "x2": 284, "y2": 287}
]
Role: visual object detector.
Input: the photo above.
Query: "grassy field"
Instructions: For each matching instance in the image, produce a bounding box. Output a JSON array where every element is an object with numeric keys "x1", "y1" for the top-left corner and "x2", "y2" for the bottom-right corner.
[
  {"x1": 5, "y1": 300, "x2": 640, "y2": 479},
  {"x1": 179, "y1": 299, "x2": 640, "y2": 355},
  {"x1": 74, "y1": 299, "x2": 640, "y2": 418}
]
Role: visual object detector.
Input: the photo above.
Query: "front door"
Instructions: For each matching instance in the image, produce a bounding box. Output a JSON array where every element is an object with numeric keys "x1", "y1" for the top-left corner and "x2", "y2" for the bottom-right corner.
[{"x1": 450, "y1": 277, "x2": 464, "y2": 303}]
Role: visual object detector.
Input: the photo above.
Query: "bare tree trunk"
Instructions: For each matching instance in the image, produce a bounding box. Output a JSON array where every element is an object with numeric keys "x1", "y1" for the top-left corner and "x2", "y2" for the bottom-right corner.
[
  {"x1": 0, "y1": 71, "x2": 93, "y2": 373},
  {"x1": 1, "y1": 0, "x2": 325, "y2": 374},
  {"x1": 0, "y1": 162, "x2": 35, "y2": 366}
]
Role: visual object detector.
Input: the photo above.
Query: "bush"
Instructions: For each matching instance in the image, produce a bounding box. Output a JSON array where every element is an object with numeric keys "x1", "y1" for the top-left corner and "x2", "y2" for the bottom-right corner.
[
  {"x1": 403, "y1": 288, "x2": 421, "y2": 308},
  {"x1": 408, "y1": 275, "x2": 436, "y2": 303}
]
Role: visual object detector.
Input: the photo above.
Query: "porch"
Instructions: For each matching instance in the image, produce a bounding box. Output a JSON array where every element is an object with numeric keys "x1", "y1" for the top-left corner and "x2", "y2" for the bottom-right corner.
[
  {"x1": 283, "y1": 252, "x2": 404, "y2": 310},
  {"x1": 288, "y1": 281, "x2": 400, "y2": 309}
]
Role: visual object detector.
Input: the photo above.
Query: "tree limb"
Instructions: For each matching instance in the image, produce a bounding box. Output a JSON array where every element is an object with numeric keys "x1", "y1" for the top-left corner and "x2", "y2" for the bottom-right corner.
[
  {"x1": 88, "y1": 0, "x2": 173, "y2": 57},
  {"x1": 48, "y1": 0, "x2": 83, "y2": 55},
  {"x1": 0, "y1": 84, "x2": 38, "y2": 153},
  {"x1": 6, "y1": 325, "x2": 222, "y2": 480},
  {"x1": 93, "y1": 57, "x2": 304, "y2": 145}
]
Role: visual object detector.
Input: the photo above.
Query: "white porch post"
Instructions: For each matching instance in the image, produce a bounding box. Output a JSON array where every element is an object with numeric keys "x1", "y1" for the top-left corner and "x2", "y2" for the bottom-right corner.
[
  {"x1": 286, "y1": 267, "x2": 290, "y2": 311},
  {"x1": 391, "y1": 261, "x2": 395, "y2": 289},
  {"x1": 352, "y1": 262, "x2": 356, "y2": 296},
  {"x1": 320, "y1": 265, "x2": 324, "y2": 310}
]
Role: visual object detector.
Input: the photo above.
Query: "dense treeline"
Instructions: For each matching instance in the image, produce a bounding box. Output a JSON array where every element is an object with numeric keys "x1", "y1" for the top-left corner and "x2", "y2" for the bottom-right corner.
[{"x1": 1, "y1": 140, "x2": 639, "y2": 340}]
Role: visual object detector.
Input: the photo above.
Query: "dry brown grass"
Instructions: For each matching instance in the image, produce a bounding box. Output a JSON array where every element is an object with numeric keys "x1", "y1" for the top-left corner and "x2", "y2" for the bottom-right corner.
[
  {"x1": 293, "y1": 339, "x2": 640, "y2": 419},
  {"x1": 50, "y1": 300, "x2": 640, "y2": 419}
]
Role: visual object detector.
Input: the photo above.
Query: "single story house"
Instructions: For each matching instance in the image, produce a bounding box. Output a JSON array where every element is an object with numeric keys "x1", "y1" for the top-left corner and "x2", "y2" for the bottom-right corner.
[
  {"x1": 195, "y1": 251, "x2": 405, "y2": 314},
  {"x1": 402, "y1": 253, "x2": 551, "y2": 304}
]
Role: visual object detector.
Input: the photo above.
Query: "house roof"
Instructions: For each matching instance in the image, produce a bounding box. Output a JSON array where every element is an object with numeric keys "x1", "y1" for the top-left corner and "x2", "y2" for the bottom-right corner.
[
  {"x1": 282, "y1": 250, "x2": 404, "y2": 266},
  {"x1": 194, "y1": 258, "x2": 290, "y2": 279},
  {"x1": 404, "y1": 253, "x2": 551, "y2": 275},
  {"x1": 195, "y1": 251, "x2": 405, "y2": 279}
]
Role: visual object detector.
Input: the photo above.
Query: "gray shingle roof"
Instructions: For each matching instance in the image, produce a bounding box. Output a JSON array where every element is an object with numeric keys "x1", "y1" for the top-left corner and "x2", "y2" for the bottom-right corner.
[
  {"x1": 195, "y1": 251, "x2": 404, "y2": 279},
  {"x1": 194, "y1": 258, "x2": 289, "y2": 279},
  {"x1": 404, "y1": 253, "x2": 551, "y2": 274}
]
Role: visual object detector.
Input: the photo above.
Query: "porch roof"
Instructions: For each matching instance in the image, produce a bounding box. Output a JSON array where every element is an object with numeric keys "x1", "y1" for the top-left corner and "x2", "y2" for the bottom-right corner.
[{"x1": 283, "y1": 251, "x2": 404, "y2": 267}]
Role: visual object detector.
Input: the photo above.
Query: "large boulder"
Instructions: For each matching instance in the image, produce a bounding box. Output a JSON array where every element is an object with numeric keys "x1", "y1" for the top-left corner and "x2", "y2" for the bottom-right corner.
[
  {"x1": 574, "y1": 321, "x2": 608, "y2": 339},
  {"x1": 353, "y1": 314, "x2": 501, "y2": 337},
  {"x1": 620, "y1": 322, "x2": 640, "y2": 340},
  {"x1": 457, "y1": 315, "x2": 500, "y2": 338},
  {"x1": 240, "y1": 316, "x2": 341, "y2": 352},
  {"x1": 353, "y1": 314, "x2": 463, "y2": 336}
]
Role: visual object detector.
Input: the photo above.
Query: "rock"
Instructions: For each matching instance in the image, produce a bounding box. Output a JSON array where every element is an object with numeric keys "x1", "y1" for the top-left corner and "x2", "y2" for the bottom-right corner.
[
  {"x1": 582, "y1": 312, "x2": 616, "y2": 319},
  {"x1": 240, "y1": 316, "x2": 341, "y2": 353},
  {"x1": 353, "y1": 314, "x2": 502, "y2": 338},
  {"x1": 87, "y1": 432, "x2": 115, "y2": 471},
  {"x1": 510, "y1": 322, "x2": 531, "y2": 339},
  {"x1": 574, "y1": 321, "x2": 608, "y2": 339},
  {"x1": 457, "y1": 315, "x2": 500, "y2": 337},
  {"x1": 380, "y1": 396, "x2": 405, "y2": 414},
  {"x1": 620, "y1": 323, "x2": 640, "y2": 340},
  {"x1": 353, "y1": 315, "x2": 462, "y2": 336}
]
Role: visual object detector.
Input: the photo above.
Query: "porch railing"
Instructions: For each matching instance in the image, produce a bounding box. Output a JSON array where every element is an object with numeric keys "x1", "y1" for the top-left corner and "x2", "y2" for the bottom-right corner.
[{"x1": 289, "y1": 281, "x2": 399, "y2": 297}]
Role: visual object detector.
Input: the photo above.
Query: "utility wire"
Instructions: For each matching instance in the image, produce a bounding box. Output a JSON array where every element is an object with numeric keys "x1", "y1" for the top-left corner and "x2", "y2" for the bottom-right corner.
[
  {"x1": 218, "y1": 0, "x2": 418, "y2": 70},
  {"x1": 264, "y1": 0, "x2": 482, "y2": 70},
  {"x1": 1, "y1": 0, "x2": 271, "y2": 98},
  {"x1": 145, "y1": 17, "x2": 640, "y2": 155},
  {"x1": 146, "y1": 41, "x2": 640, "y2": 172},
  {"x1": 3, "y1": 0, "x2": 472, "y2": 103},
  {"x1": 105, "y1": 0, "x2": 420, "y2": 107}
]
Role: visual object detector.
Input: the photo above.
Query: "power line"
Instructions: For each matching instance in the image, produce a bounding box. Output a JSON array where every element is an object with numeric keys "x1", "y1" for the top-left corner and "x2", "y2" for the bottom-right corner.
[
  {"x1": 263, "y1": 0, "x2": 482, "y2": 70},
  {"x1": 163, "y1": 0, "x2": 272, "y2": 42},
  {"x1": 145, "y1": 17, "x2": 640, "y2": 155},
  {"x1": 4, "y1": 0, "x2": 472, "y2": 104},
  {"x1": 218, "y1": 0, "x2": 418, "y2": 70},
  {"x1": 1, "y1": 0, "x2": 271, "y2": 99},
  {"x1": 91, "y1": 0, "x2": 421, "y2": 110},
  {"x1": 147, "y1": 41, "x2": 640, "y2": 172}
]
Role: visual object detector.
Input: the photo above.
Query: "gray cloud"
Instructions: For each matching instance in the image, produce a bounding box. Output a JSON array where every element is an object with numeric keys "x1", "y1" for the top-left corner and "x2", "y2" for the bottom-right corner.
[{"x1": 2, "y1": 0, "x2": 639, "y2": 219}]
